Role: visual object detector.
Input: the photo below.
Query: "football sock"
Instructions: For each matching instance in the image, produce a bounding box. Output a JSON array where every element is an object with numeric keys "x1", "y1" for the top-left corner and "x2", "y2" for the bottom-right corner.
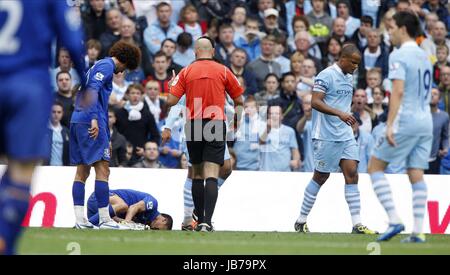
[
  {"x1": 0, "y1": 174, "x2": 30, "y2": 255},
  {"x1": 192, "y1": 179, "x2": 205, "y2": 224},
  {"x1": 88, "y1": 205, "x2": 115, "y2": 226},
  {"x1": 183, "y1": 178, "x2": 194, "y2": 225},
  {"x1": 72, "y1": 181, "x2": 85, "y2": 224},
  {"x1": 370, "y1": 172, "x2": 402, "y2": 224},
  {"x1": 345, "y1": 184, "x2": 362, "y2": 226},
  {"x1": 412, "y1": 181, "x2": 427, "y2": 234},
  {"x1": 297, "y1": 179, "x2": 321, "y2": 223},
  {"x1": 204, "y1": 178, "x2": 218, "y2": 226},
  {"x1": 95, "y1": 180, "x2": 111, "y2": 223}
]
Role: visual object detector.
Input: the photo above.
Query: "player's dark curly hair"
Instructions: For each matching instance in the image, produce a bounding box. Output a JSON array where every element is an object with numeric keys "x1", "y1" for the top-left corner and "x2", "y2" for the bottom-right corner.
[{"x1": 109, "y1": 41, "x2": 142, "y2": 70}]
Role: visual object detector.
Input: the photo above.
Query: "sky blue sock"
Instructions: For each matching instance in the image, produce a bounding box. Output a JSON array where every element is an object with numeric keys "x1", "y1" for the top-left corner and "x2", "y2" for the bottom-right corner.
[
  {"x1": 0, "y1": 174, "x2": 30, "y2": 255},
  {"x1": 95, "y1": 180, "x2": 109, "y2": 208},
  {"x1": 72, "y1": 181, "x2": 85, "y2": 206}
]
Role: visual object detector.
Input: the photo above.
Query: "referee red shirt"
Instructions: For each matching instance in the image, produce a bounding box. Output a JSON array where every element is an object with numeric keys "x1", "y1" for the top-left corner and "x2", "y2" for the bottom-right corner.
[{"x1": 170, "y1": 59, "x2": 244, "y2": 120}]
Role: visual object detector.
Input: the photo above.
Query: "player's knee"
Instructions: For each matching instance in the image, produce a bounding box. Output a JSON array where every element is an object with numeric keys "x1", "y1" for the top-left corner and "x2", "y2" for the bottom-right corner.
[
  {"x1": 345, "y1": 169, "x2": 358, "y2": 183},
  {"x1": 219, "y1": 161, "x2": 232, "y2": 180},
  {"x1": 313, "y1": 171, "x2": 329, "y2": 185}
]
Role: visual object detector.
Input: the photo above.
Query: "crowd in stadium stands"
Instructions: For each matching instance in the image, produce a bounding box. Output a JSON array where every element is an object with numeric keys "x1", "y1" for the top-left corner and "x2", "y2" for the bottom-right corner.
[{"x1": 41, "y1": 0, "x2": 450, "y2": 174}]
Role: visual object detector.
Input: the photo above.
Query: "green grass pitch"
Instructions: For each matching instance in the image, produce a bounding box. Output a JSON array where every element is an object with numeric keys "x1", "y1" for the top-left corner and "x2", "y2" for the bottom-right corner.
[{"x1": 17, "y1": 228, "x2": 450, "y2": 255}]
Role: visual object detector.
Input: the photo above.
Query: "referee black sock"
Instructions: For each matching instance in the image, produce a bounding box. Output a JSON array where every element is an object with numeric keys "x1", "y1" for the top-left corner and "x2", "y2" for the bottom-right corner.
[
  {"x1": 204, "y1": 177, "x2": 218, "y2": 226},
  {"x1": 192, "y1": 179, "x2": 205, "y2": 224}
]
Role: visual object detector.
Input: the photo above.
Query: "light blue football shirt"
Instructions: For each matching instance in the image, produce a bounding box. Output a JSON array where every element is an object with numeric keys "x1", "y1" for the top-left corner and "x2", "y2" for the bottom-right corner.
[
  {"x1": 388, "y1": 41, "x2": 433, "y2": 136},
  {"x1": 311, "y1": 63, "x2": 354, "y2": 141},
  {"x1": 259, "y1": 125, "x2": 298, "y2": 172}
]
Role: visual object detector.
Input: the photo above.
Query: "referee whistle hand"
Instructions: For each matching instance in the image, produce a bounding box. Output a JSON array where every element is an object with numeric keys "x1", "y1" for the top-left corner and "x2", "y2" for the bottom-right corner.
[
  {"x1": 89, "y1": 119, "x2": 99, "y2": 139},
  {"x1": 168, "y1": 70, "x2": 176, "y2": 87}
]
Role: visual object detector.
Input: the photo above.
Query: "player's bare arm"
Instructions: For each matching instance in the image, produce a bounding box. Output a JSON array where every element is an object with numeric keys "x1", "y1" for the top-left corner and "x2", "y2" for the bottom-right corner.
[
  {"x1": 386, "y1": 79, "x2": 405, "y2": 147},
  {"x1": 124, "y1": 200, "x2": 146, "y2": 222}
]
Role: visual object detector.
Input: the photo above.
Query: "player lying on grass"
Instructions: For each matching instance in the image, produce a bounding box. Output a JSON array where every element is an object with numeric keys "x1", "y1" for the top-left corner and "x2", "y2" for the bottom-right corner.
[{"x1": 82, "y1": 189, "x2": 173, "y2": 230}]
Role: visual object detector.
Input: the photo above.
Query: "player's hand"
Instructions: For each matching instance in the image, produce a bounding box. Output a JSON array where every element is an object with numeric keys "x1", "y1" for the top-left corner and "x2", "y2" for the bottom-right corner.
[
  {"x1": 290, "y1": 159, "x2": 301, "y2": 170},
  {"x1": 89, "y1": 119, "x2": 99, "y2": 139},
  {"x1": 386, "y1": 125, "x2": 397, "y2": 147},
  {"x1": 338, "y1": 112, "x2": 356, "y2": 126},
  {"x1": 439, "y1": 149, "x2": 448, "y2": 158},
  {"x1": 161, "y1": 128, "x2": 172, "y2": 145},
  {"x1": 168, "y1": 70, "x2": 176, "y2": 88}
]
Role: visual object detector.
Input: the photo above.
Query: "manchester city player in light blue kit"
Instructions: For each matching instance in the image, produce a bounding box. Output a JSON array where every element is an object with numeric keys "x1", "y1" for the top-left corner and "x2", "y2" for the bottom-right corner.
[
  {"x1": 368, "y1": 12, "x2": 433, "y2": 243},
  {"x1": 294, "y1": 44, "x2": 376, "y2": 234}
]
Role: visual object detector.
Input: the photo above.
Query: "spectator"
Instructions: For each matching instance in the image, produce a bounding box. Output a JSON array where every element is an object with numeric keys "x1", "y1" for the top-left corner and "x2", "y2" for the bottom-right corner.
[
  {"x1": 290, "y1": 51, "x2": 305, "y2": 83},
  {"x1": 144, "y1": 80, "x2": 167, "y2": 124},
  {"x1": 424, "y1": 12, "x2": 440, "y2": 38},
  {"x1": 161, "y1": 38, "x2": 183, "y2": 74},
  {"x1": 368, "y1": 86, "x2": 388, "y2": 119},
  {"x1": 395, "y1": 0, "x2": 411, "y2": 13},
  {"x1": 82, "y1": 0, "x2": 107, "y2": 40},
  {"x1": 363, "y1": 67, "x2": 383, "y2": 102},
  {"x1": 230, "y1": 4, "x2": 248, "y2": 38},
  {"x1": 421, "y1": 21, "x2": 450, "y2": 64},
  {"x1": 179, "y1": 153, "x2": 189, "y2": 169},
  {"x1": 294, "y1": 31, "x2": 322, "y2": 71},
  {"x1": 229, "y1": 48, "x2": 258, "y2": 96},
  {"x1": 247, "y1": 35, "x2": 282, "y2": 91},
  {"x1": 144, "y1": 51, "x2": 171, "y2": 99},
  {"x1": 287, "y1": 15, "x2": 311, "y2": 52},
  {"x1": 55, "y1": 71, "x2": 74, "y2": 128},
  {"x1": 143, "y1": 2, "x2": 183, "y2": 55},
  {"x1": 178, "y1": 4, "x2": 207, "y2": 41},
  {"x1": 173, "y1": 32, "x2": 195, "y2": 67},
  {"x1": 438, "y1": 66, "x2": 450, "y2": 114},
  {"x1": 423, "y1": 0, "x2": 450, "y2": 31},
  {"x1": 285, "y1": 0, "x2": 313, "y2": 39},
  {"x1": 234, "y1": 96, "x2": 265, "y2": 171},
  {"x1": 115, "y1": 84, "x2": 161, "y2": 164},
  {"x1": 336, "y1": 0, "x2": 360, "y2": 38},
  {"x1": 351, "y1": 89, "x2": 378, "y2": 134},
  {"x1": 296, "y1": 93, "x2": 313, "y2": 172},
  {"x1": 119, "y1": 17, "x2": 152, "y2": 82},
  {"x1": 296, "y1": 58, "x2": 317, "y2": 97},
  {"x1": 234, "y1": 17, "x2": 265, "y2": 63},
  {"x1": 45, "y1": 101, "x2": 70, "y2": 166},
  {"x1": 261, "y1": 8, "x2": 287, "y2": 41},
  {"x1": 350, "y1": 15, "x2": 373, "y2": 52},
  {"x1": 274, "y1": 38, "x2": 291, "y2": 74},
  {"x1": 358, "y1": 29, "x2": 389, "y2": 88},
  {"x1": 269, "y1": 72, "x2": 303, "y2": 131},
  {"x1": 108, "y1": 109, "x2": 128, "y2": 168},
  {"x1": 99, "y1": 8, "x2": 123, "y2": 58},
  {"x1": 434, "y1": 44, "x2": 450, "y2": 85},
  {"x1": 379, "y1": 8, "x2": 396, "y2": 49},
  {"x1": 85, "y1": 39, "x2": 101, "y2": 70},
  {"x1": 133, "y1": 141, "x2": 166, "y2": 168},
  {"x1": 109, "y1": 71, "x2": 131, "y2": 109},
  {"x1": 205, "y1": 18, "x2": 220, "y2": 42},
  {"x1": 255, "y1": 73, "x2": 280, "y2": 113},
  {"x1": 51, "y1": 48, "x2": 80, "y2": 90},
  {"x1": 190, "y1": 0, "x2": 233, "y2": 22},
  {"x1": 159, "y1": 135, "x2": 182, "y2": 168},
  {"x1": 133, "y1": 0, "x2": 185, "y2": 27},
  {"x1": 331, "y1": 17, "x2": 349, "y2": 44},
  {"x1": 117, "y1": 0, "x2": 148, "y2": 43},
  {"x1": 254, "y1": 0, "x2": 287, "y2": 32},
  {"x1": 321, "y1": 35, "x2": 342, "y2": 68},
  {"x1": 215, "y1": 24, "x2": 237, "y2": 67},
  {"x1": 259, "y1": 105, "x2": 301, "y2": 172},
  {"x1": 351, "y1": 112, "x2": 374, "y2": 173},
  {"x1": 427, "y1": 88, "x2": 449, "y2": 174},
  {"x1": 307, "y1": 0, "x2": 333, "y2": 46}
]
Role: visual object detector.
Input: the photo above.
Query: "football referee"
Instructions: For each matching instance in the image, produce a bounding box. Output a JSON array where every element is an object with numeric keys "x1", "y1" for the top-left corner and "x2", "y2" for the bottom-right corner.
[{"x1": 167, "y1": 36, "x2": 244, "y2": 232}]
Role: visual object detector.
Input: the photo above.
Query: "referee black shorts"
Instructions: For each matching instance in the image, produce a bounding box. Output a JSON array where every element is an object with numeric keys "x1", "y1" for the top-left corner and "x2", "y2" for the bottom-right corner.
[{"x1": 185, "y1": 119, "x2": 226, "y2": 166}]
